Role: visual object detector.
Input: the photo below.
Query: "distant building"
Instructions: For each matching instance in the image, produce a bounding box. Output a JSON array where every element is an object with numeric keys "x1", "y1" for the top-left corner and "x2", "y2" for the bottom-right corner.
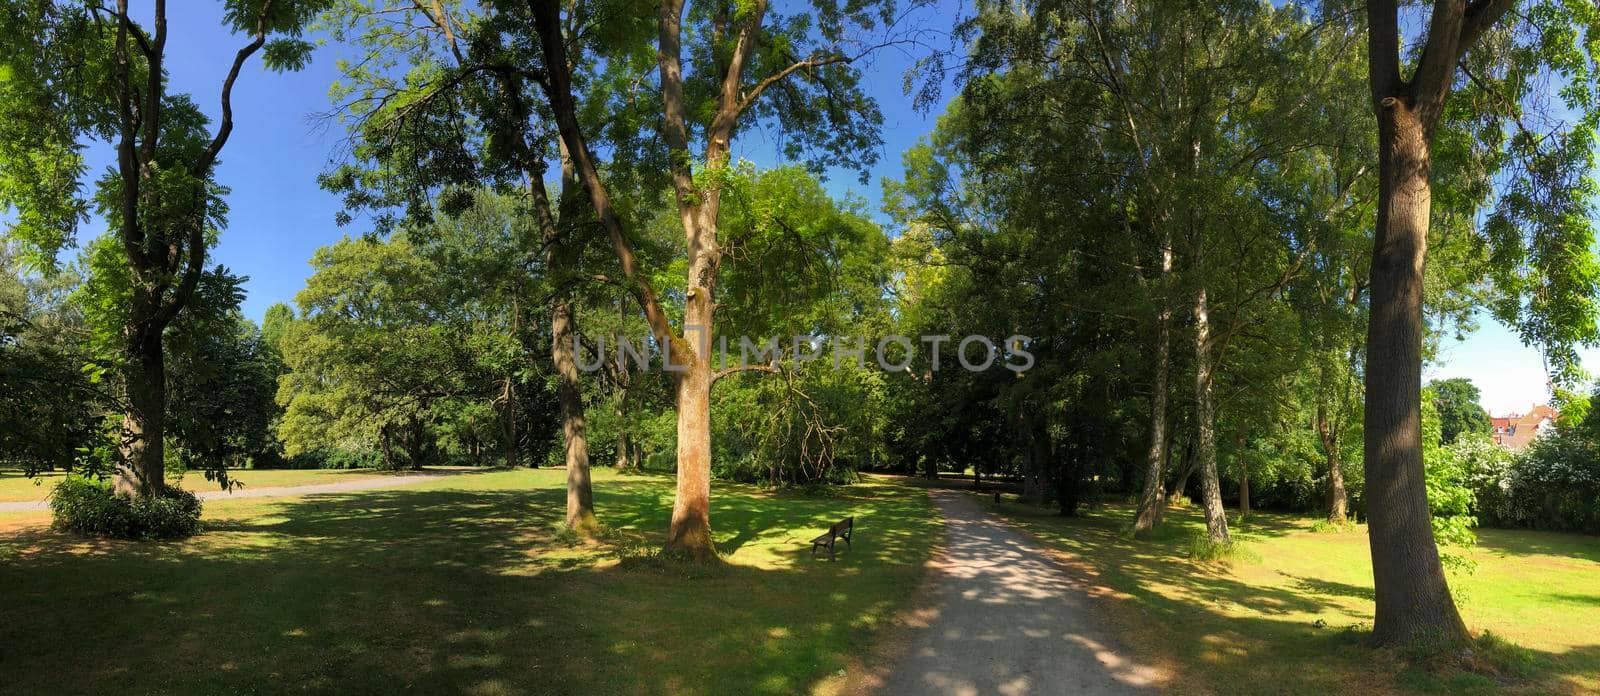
[{"x1": 1491, "y1": 405, "x2": 1558, "y2": 450}]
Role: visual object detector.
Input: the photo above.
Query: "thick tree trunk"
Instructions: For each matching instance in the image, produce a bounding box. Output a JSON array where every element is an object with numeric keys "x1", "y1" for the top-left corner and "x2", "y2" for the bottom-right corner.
[
  {"x1": 1192, "y1": 283, "x2": 1230, "y2": 543},
  {"x1": 1132, "y1": 273, "x2": 1173, "y2": 534},
  {"x1": 1363, "y1": 97, "x2": 1467, "y2": 647},
  {"x1": 665, "y1": 330, "x2": 715, "y2": 559},
  {"x1": 114, "y1": 316, "x2": 167, "y2": 498},
  {"x1": 663, "y1": 232, "x2": 718, "y2": 559},
  {"x1": 1317, "y1": 400, "x2": 1348, "y2": 523}
]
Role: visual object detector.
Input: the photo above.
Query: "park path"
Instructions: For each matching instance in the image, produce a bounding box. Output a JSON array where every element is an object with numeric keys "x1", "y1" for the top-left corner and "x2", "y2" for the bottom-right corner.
[
  {"x1": 0, "y1": 468, "x2": 481, "y2": 514},
  {"x1": 879, "y1": 489, "x2": 1161, "y2": 696}
]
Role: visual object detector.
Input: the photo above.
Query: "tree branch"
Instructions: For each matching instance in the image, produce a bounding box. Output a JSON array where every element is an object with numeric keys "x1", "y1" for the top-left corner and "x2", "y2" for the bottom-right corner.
[
  {"x1": 713, "y1": 363, "x2": 779, "y2": 384},
  {"x1": 734, "y1": 53, "x2": 850, "y2": 116}
]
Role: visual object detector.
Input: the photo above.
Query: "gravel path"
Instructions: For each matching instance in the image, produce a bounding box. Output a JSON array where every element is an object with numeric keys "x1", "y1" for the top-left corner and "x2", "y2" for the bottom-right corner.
[
  {"x1": 880, "y1": 490, "x2": 1161, "y2": 695},
  {"x1": 0, "y1": 469, "x2": 481, "y2": 514}
]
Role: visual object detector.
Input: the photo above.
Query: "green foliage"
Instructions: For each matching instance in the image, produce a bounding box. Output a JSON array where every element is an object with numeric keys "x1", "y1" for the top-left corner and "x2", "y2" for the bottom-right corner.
[
  {"x1": 0, "y1": 244, "x2": 103, "y2": 472},
  {"x1": 280, "y1": 448, "x2": 385, "y2": 470},
  {"x1": 49, "y1": 475, "x2": 202, "y2": 540},
  {"x1": 1421, "y1": 389, "x2": 1478, "y2": 571},
  {"x1": 1477, "y1": 429, "x2": 1600, "y2": 533},
  {"x1": 1429, "y1": 378, "x2": 1492, "y2": 445}
]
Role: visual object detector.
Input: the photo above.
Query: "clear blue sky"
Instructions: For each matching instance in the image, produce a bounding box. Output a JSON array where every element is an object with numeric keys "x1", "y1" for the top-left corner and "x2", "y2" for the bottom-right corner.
[
  {"x1": 75, "y1": 2, "x2": 959, "y2": 325},
  {"x1": 65, "y1": 2, "x2": 1587, "y2": 415}
]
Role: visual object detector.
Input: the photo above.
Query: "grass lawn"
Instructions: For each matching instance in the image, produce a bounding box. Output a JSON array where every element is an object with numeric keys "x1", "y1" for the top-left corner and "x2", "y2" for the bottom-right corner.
[
  {"x1": 981, "y1": 494, "x2": 1600, "y2": 695},
  {"x1": 0, "y1": 468, "x2": 937, "y2": 695},
  {"x1": 0, "y1": 467, "x2": 423, "y2": 503}
]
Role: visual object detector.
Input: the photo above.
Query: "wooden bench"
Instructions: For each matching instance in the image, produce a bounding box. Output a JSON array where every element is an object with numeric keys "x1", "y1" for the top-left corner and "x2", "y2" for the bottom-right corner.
[{"x1": 810, "y1": 516, "x2": 854, "y2": 560}]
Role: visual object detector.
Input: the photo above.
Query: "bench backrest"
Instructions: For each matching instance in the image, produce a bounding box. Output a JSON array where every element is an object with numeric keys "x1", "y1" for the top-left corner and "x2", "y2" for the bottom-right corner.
[{"x1": 830, "y1": 517, "x2": 853, "y2": 535}]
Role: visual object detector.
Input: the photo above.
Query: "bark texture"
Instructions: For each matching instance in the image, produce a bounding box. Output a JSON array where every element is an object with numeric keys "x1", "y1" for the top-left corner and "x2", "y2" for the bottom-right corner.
[
  {"x1": 108, "y1": 0, "x2": 269, "y2": 498},
  {"x1": 1192, "y1": 283, "x2": 1230, "y2": 543},
  {"x1": 1362, "y1": 97, "x2": 1466, "y2": 646},
  {"x1": 1317, "y1": 399, "x2": 1348, "y2": 524},
  {"x1": 532, "y1": 160, "x2": 596, "y2": 533},
  {"x1": 1132, "y1": 240, "x2": 1174, "y2": 535},
  {"x1": 1361, "y1": 0, "x2": 1512, "y2": 647}
]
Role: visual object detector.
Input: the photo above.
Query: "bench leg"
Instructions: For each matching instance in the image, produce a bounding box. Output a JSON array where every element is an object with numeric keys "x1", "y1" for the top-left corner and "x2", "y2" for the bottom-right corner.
[{"x1": 829, "y1": 541, "x2": 836, "y2": 561}]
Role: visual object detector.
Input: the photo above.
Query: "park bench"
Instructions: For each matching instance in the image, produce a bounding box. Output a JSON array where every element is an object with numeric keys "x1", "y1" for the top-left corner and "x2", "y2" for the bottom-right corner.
[{"x1": 810, "y1": 516, "x2": 854, "y2": 560}]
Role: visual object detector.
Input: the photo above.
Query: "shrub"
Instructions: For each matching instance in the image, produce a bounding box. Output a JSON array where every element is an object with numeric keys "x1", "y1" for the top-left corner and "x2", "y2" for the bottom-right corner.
[
  {"x1": 274, "y1": 448, "x2": 383, "y2": 470},
  {"x1": 49, "y1": 476, "x2": 202, "y2": 540},
  {"x1": 1480, "y1": 430, "x2": 1600, "y2": 533}
]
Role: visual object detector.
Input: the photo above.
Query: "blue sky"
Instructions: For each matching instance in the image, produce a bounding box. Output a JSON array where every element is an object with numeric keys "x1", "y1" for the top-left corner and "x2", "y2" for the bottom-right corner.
[{"x1": 53, "y1": 2, "x2": 1588, "y2": 415}]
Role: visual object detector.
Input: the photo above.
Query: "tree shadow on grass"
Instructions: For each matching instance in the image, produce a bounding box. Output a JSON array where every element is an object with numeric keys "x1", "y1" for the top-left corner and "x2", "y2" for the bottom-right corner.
[
  {"x1": 1475, "y1": 527, "x2": 1600, "y2": 565},
  {"x1": 0, "y1": 473, "x2": 938, "y2": 696},
  {"x1": 1284, "y1": 574, "x2": 1376, "y2": 602},
  {"x1": 988, "y1": 498, "x2": 1600, "y2": 694}
]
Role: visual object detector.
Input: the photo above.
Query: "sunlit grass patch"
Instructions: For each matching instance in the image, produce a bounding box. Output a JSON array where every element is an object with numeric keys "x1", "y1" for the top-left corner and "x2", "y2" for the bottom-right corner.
[
  {"x1": 980, "y1": 492, "x2": 1600, "y2": 695},
  {"x1": 0, "y1": 468, "x2": 939, "y2": 695}
]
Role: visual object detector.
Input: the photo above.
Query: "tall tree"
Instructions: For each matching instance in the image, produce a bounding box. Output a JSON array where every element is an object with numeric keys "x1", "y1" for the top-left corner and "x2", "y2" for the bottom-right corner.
[
  {"x1": 318, "y1": 0, "x2": 608, "y2": 528},
  {"x1": 0, "y1": 0, "x2": 324, "y2": 497},
  {"x1": 528, "y1": 0, "x2": 889, "y2": 558},
  {"x1": 1361, "y1": 0, "x2": 1600, "y2": 648},
  {"x1": 1429, "y1": 378, "x2": 1491, "y2": 444}
]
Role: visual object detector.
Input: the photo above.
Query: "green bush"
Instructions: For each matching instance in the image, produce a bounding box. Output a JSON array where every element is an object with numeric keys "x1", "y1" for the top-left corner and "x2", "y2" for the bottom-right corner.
[
  {"x1": 49, "y1": 476, "x2": 202, "y2": 540},
  {"x1": 1474, "y1": 430, "x2": 1600, "y2": 533},
  {"x1": 274, "y1": 448, "x2": 382, "y2": 470}
]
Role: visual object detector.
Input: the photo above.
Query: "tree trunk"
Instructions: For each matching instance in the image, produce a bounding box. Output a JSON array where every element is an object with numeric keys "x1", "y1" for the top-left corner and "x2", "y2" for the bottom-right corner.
[
  {"x1": 663, "y1": 226, "x2": 718, "y2": 558},
  {"x1": 1317, "y1": 399, "x2": 1348, "y2": 524},
  {"x1": 613, "y1": 337, "x2": 634, "y2": 471},
  {"x1": 1192, "y1": 283, "x2": 1230, "y2": 543},
  {"x1": 114, "y1": 316, "x2": 166, "y2": 498},
  {"x1": 403, "y1": 418, "x2": 426, "y2": 470},
  {"x1": 1238, "y1": 458, "x2": 1250, "y2": 519},
  {"x1": 665, "y1": 327, "x2": 715, "y2": 559},
  {"x1": 380, "y1": 425, "x2": 395, "y2": 470},
  {"x1": 1132, "y1": 262, "x2": 1173, "y2": 534},
  {"x1": 1024, "y1": 416, "x2": 1051, "y2": 504},
  {"x1": 1056, "y1": 440, "x2": 1082, "y2": 517},
  {"x1": 538, "y1": 148, "x2": 597, "y2": 534},
  {"x1": 1363, "y1": 95, "x2": 1467, "y2": 647},
  {"x1": 501, "y1": 376, "x2": 519, "y2": 468},
  {"x1": 1168, "y1": 439, "x2": 1196, "y2": 505},
  {"x1": 553, "y1": 291, "x2": 596, "y2": 532},
  {"x1": 615, "y1": 430, "x2": 632, "y2": 470}
]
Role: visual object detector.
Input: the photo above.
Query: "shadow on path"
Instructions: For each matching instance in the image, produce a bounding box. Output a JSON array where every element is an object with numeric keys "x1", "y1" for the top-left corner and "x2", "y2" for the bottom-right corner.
[{"x1": 880, "y1": 490, "x2": 1161, "y2": 695}]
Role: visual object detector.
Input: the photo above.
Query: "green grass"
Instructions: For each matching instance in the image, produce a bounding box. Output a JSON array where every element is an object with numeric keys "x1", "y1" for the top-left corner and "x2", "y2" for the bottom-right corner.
[
  {"x1": 0, "y1": 467, "x2": 422, "y2": 503},
  {"x1": 980, "y1": 495, "x2": 1600, "y2": 695},
  {"x1": 0, "y1": 469, "x2": 938, "y2": 695}
]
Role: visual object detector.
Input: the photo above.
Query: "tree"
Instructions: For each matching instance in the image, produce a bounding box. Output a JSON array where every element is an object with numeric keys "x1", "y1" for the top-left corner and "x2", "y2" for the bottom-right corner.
[
  {"x1": 1360, "y1": 0, "x2": 1600, "y2": 648},
  {"x1": 0, "y1": 0, "x2": 324, "y2": 498},
  {"x1": 276, "y1": 234, "x2": 471, "y2": 469},
  {"x1": 527, "y1": 0, "x2": 891, "y2": 558},
  {"x1": 1429, "y1": 378, "x2": 1491, "y2": 445},
  {"x1": 0, "y1": 244, "x2": 103, "y2": 473},
  {"x1": 318, "y1": 0, "x2": 606, "y2": 530}
]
